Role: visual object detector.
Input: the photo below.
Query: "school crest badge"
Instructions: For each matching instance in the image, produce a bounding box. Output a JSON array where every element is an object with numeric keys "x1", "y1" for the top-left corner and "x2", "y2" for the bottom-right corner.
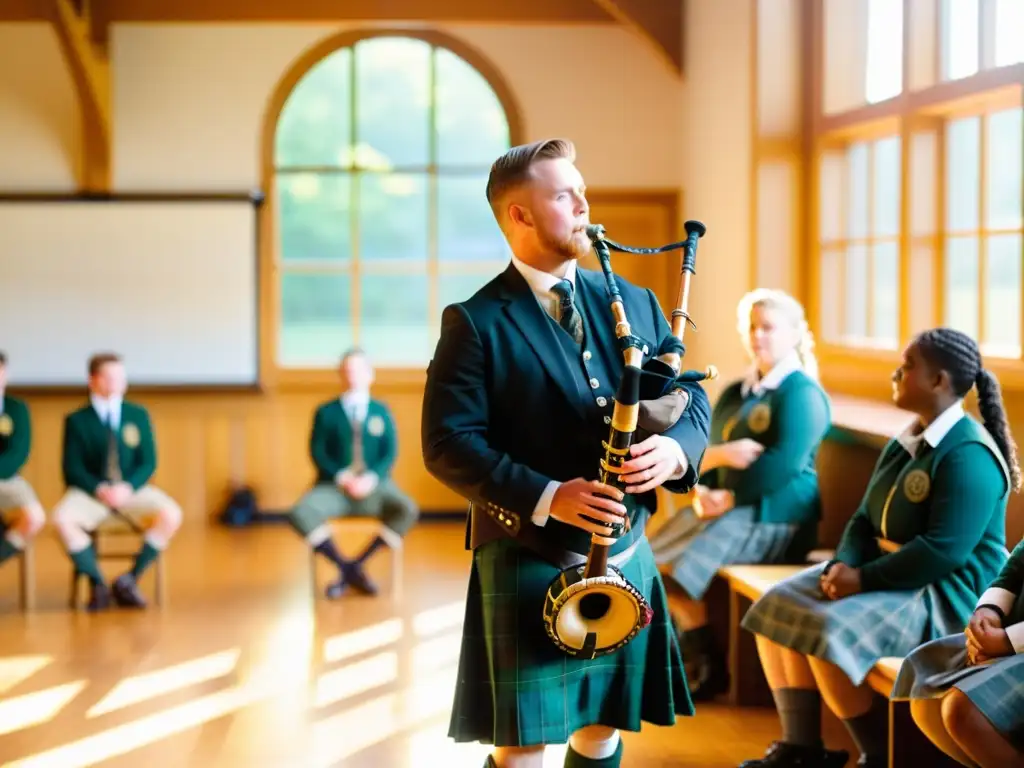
[
  {"x1": 903, "y1": 469, "x2": 930, "y2": 503},
  {"x1": 721, "y1": 415, "x2": 739, "y2": 441},
  {"x1": 367, "y1": 415, "x2": 385, "y2": 437},
  {"x1": 748, "y1": 403, "x2": 771, "y2": 434},
  {"x1": 122, "y1": 423, "x2": 141, "y2": 448},
  {"x1": 0, "y1": 414, "x2": 12, "y2": 437}
]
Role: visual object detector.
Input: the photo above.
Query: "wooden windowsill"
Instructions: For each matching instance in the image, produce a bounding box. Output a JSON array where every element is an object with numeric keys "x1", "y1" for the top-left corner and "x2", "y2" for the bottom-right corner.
[{"x1": 826, "y1": 392, "x2": 916, "y2": 449}]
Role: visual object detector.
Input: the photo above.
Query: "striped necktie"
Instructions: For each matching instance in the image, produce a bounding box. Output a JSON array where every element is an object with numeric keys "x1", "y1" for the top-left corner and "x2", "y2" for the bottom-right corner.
[
  {"x1": 551, "y1": 279, "x2": 583, "y2": 344},
  {"x1": 106, "y1": 417, "x2": 121, "y2": 483}
]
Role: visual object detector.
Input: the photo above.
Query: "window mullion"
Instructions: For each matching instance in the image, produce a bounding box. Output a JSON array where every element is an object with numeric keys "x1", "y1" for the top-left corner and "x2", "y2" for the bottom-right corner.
[
  {"x1": 978, "y1": 112, "x2": 989, "y2": 349},
  {"x1": 350, "y1": 46, "x2": 361, "y2": 348},
  {"x1": 428, "y1": 45, "x2": 440, "y2": 335}
]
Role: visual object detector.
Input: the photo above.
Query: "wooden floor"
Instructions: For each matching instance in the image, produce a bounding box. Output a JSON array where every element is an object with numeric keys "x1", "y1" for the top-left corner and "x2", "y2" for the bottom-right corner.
[{"x1": 0, "y1": 521, "x2": 854, "y2": 767}]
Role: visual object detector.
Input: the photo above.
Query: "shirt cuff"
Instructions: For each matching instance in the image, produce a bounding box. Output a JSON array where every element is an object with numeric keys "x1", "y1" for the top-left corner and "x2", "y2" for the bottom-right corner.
[
  {"x1": 667, "y1": 438, "x2": 689, "y2": 481},
  {"x1": 1006, "y1": 622, "x2": 1024, "y2": 654},
  {"x1": 976, "y1": 587, "x2": 1017, "y2": 614},
  {"x1": 531, "y1": 480, "x2": 560, "y2": 527}
]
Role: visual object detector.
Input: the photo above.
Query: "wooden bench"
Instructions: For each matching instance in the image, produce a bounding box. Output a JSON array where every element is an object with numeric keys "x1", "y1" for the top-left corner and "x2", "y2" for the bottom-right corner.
[
  {"x1": 69, "y1": 515, "x2": 167, "y2": 609},
  {"x1": 719, "y1": 565, "x2": 961, "y2": 766},
  {"x1": 309, "y1": 517, "x2": 403, "y2": 601}
]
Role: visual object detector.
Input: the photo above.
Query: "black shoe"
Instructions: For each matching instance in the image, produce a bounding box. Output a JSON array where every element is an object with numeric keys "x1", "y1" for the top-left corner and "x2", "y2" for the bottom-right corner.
[
  {"x1": 324, "y1": 577, "x2": 347, "y2": 600},
  {"x1": 341, "y1": 562, "x2": 379, "y2": 596},
  {"x1": 112, "y1": 573, "x2": 147, "y2": 609},
  {"x1": 739, "y1": 741, "x2": 850, "y2": 768},
  {"x1": 679, "y1": 624, "x2": 728, "y2": 700},
  {"x1": 86, "y1": 582, "x2": 111, "y2": 612}
]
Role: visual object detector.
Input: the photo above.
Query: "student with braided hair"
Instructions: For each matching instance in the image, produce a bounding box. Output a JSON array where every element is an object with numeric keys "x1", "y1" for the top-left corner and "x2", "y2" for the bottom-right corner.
[{"x1": 737, "y1": 327, "x2": 1016, "y2": 768}]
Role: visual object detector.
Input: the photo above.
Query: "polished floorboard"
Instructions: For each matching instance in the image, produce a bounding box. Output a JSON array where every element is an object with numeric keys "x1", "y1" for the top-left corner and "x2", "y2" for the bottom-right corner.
[{"x1": 0, "y1": 521, "x2": 853, "y2": 767}]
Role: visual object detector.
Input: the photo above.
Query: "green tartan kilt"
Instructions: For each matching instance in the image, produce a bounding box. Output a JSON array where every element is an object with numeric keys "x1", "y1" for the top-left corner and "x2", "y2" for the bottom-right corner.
[
  {"x1": 448, "y1": 535, "x2": 694, "y2": 747},
  {"x1": 893, "y1": 634, "x2": 1024, "y2": 750}
]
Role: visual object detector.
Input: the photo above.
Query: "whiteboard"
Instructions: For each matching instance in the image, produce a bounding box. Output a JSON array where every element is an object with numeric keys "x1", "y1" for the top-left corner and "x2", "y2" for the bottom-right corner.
[{"x1": 0, "y1": 197, "x2": 260, "y2": 387}]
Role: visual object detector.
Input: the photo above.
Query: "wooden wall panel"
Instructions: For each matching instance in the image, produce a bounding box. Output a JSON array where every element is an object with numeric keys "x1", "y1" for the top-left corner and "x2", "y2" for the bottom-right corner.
[{"x1": 12, "y1": 191, "x2": 680, "y2": 524}]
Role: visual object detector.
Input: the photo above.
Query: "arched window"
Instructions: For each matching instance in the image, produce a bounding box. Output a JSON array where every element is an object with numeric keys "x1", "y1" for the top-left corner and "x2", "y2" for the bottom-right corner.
[{"x1": 272, "y1": 35, "x2": 513, "y2": 368}]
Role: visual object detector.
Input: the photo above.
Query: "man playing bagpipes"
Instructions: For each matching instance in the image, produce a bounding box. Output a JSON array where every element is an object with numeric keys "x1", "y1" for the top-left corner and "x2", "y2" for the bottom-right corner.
[{"x1": 422, "y1": 138, "x2": 712, "y2": 768}]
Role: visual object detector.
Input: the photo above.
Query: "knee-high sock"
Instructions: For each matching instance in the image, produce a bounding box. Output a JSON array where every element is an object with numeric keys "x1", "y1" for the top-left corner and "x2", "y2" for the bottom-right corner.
[
  {"x1": 565, "y1": 737, "x2": 618, "y2": 765},
  {"x1": 842, "y1": 694, "x2": 887, "y2": 760},
  {"x1": 354, "y1": 535, "x2": 386, "y2": 565},
  {"x1": 70, "y1": 544, "x2": 106, "y2": 586},
  {"x1": 131, "y1": 541, "x2": 161, "y2": 578},
  {"x1": 309, "y1": 526, "x2": 349, "y2": 571},
  {"x1": 564, "y1": 733, "x2": 623, "y2": 767},
  {"x1": 772, "y1": 688, "x2": 823, "y2": 748},
  {"x1": 0, "y1": 529, "x2": 25, "y2": 564}
]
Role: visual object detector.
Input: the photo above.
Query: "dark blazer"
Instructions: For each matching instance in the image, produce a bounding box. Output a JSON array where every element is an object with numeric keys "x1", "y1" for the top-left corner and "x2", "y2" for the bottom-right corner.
[
  {"x1": 63, "y1": 401, "x2": 157, "y2": 494},
  {"x1": 308, "y1": 398, "x2": 398, "y2": 484},
  {"x1": 422, "y1": 262, "x2": 711, "y2": 555}
]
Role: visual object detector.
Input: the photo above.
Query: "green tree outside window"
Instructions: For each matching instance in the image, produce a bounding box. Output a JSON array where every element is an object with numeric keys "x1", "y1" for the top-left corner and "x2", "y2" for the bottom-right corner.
[{"x1": 274, "y1": 37, "x2": 512, "y2": 367}]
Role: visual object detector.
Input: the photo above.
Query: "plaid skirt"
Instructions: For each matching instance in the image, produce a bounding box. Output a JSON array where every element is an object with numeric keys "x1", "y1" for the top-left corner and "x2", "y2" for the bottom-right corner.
[
  {"x1": 448, "y1": 535, "x2": 693, "y2": 747},
  {"x1": 649, "y1": 505, "x2": 799, "y2": 600},
  {"x1": 740, "y1": 562, "x2": 966, "y2": 685},
  {"x1": 892, "y1": 634, "x2": 1024, "y2": 750}
]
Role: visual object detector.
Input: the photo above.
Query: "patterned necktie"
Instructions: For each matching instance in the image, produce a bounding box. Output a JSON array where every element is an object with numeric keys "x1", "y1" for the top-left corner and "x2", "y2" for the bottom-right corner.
[
  {"x1": 106, "y1": 416, "x2": 121, "y2": 483},
  {"x1": 347, "y1": 403, "x2": 366, "y2": 474},
  {"x1": 551, "y1": 279, "x2": 583, "y2": 344}
]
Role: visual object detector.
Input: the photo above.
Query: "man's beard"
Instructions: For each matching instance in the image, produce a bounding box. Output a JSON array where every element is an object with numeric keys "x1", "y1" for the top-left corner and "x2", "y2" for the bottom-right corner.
[{"x1": 540, "y1": 228, "x2": 591, "y2": 261}]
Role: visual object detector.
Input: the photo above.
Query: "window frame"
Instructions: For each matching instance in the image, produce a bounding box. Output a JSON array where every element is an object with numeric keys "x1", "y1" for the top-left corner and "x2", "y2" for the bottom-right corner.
[
  {"x1": 258, "y1": 29, "x2": 524, "y2": 390},
  {"x1": 806, "y1": 0, "x2": 1024, "y2": 399}
]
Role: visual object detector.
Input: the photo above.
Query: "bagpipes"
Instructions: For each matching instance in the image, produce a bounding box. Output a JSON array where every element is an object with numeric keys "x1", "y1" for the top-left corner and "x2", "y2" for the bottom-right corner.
[{"x1": 542, "y1": 220, "x2": 717, "y2": 660}]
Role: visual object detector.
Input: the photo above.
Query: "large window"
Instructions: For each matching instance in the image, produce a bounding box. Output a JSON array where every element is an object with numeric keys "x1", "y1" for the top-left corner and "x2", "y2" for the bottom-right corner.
[
  {"x1": 814, "y1": 0, "x2": 1024, "y2": 380},
  {"x1": 819, "y1": 135, "x2": 901, "y2": 349},
  {"x1": 273, "y1": 36, "x2": 512, "y2": 368}
]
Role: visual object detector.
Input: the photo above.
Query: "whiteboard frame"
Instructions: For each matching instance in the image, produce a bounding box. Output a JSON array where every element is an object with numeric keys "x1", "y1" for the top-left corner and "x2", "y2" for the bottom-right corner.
[{"x1": 0, "y1": 190, "x2": 266, "y2": 394}]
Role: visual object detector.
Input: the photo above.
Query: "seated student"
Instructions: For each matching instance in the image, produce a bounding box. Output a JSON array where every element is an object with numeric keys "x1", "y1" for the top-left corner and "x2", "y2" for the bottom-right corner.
[
  {"x1": 648, "y1": 288, "x2": 830, "y2": 698},
  {"x1": 0, "y1": 352, "x2": 45, "y2": 568},
  {"x1": 52, "y1": 353, "x2": 182, "y2": 611},
  {"x1": 737, "y1": 327, "x2": 1016, "y2": 768},
  {"x1": 895, "y1": 536, "x2": 1024, "y2": 767},
  {"x1": 289, "y1": 347, "x2": 418, "y2": 598}
]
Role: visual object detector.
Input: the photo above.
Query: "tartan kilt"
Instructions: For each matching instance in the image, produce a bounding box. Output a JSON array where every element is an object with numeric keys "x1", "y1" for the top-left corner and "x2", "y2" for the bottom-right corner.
[
  {"x1": 740, "y1": 562, "x2": 966, "y2": 686},
  {"x1": 649, "y1": 505, "x2": 799, "y2": 600},
  {"x1": 448, "y1": 535, "x2": 693, "y2": 747},
  {"x1": 892, "y1": 634, "x2": 1024, "y2": 750}
]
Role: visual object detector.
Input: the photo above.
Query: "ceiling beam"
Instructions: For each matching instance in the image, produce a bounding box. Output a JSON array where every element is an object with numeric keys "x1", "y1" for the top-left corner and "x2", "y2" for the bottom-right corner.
[
  {"x1": 0, "y1": 0, "x2": 50, "y2": 21},
  {"x1": 97, "y1": 0, "x2": 613, "y2": 23},
  {"x1": 52, "y1": 0, "x2": 111, "y2": 191},
  {"x1": 589, "y1": 0, "x2": 683, "y2": 76}
]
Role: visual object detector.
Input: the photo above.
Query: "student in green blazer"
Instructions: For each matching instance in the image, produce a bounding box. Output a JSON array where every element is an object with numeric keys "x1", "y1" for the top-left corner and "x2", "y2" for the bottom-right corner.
[
  {"x1": 737, "y1": 327, "x2": 1018, "y2": 768},
  {"x1": 52, "y1": 353, "x2": 183, "y2": 612},
  {"x1": 895, "y1": 536, "x2": 1024, "y2": 766},
  {"x1": 648, "y1": 288, "x2": 831, "y2": 699},
  {"x1": 0, "y1": 352, "x2": 46, "y2": 569},
  {"x1": 289, "y1": 347, "x2": 418, "y2": 599}
]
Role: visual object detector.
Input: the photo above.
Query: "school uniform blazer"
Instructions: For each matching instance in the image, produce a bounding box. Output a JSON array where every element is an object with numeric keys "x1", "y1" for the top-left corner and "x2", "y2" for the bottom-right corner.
[
  {"x1": 834, "y1": 407, "x2": 1009, "y2": 620},
  {"x1": 0, "y1": 395, "x2": 31, "y2": 481},
  {"x1": 975, "y1": 537, "x2": 1024, "y2": 652},
  {"x1": 703, "y1": 366, "x2": 831, "y2": 525},
  {"x1": 422, "y1": 262, "x2": 712, "y2": 555}
]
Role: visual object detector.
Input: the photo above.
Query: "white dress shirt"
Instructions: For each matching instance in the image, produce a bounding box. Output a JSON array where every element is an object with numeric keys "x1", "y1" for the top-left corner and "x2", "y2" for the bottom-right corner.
[
  {"x1": 510, "y1": 255, "x2": 689, "y2": 528},
  {"x1": 90, "y1": 394, "x2": 123, "y2": 430},
  {"x1": 895, "y1": 399, "x2": 965, "y2": 459},
  {"x1": 340, "y1": 390, "x2": 370, "y2": 425},
  {"x1": 974, "y1": 586, "x2": 1024, "y2": 654},
  {"x1": 740, "y1": 351, "x2": 804, "y2": 398}
]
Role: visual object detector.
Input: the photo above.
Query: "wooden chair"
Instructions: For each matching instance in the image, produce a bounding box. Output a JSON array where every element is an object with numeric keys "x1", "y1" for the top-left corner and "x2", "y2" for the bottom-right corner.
[
  {"x1": 2, "y1": 508, "x2": 36, "y2": 612},
  {"x1": 310, "y1": 517, "x2": 403, "y2": 600},
  {"x1": 69, "y1": 513, "x2": 167, "y2": 609}
]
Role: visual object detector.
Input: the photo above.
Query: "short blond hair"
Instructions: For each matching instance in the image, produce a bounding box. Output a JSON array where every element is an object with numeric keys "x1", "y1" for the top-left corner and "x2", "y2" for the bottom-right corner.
[{"x1": 485, "y1": 138, "x2": 576, "y2": 224}]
